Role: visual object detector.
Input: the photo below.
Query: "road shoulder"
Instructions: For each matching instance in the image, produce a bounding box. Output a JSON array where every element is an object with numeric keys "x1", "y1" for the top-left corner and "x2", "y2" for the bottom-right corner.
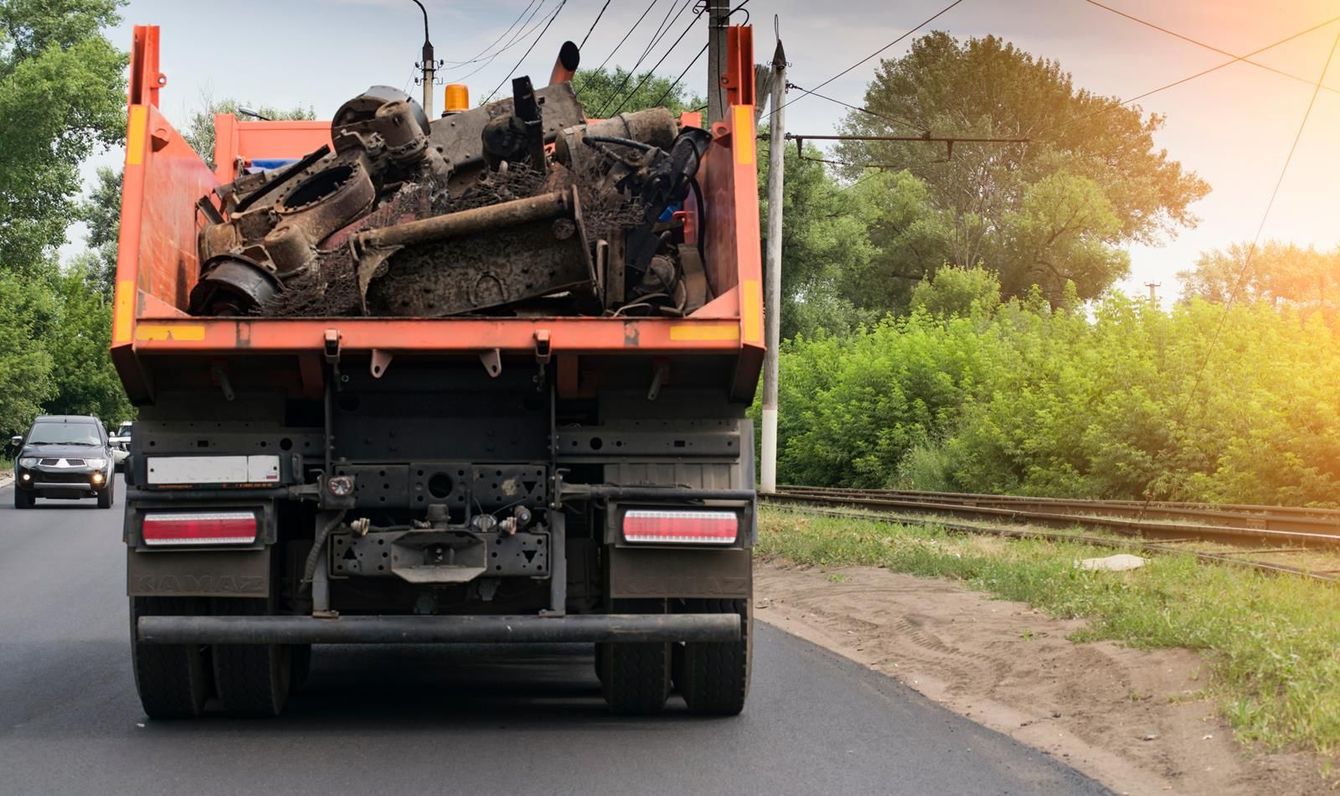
[{"x1": 755, "y1": 560, "x2": 1333, "y2": 796}]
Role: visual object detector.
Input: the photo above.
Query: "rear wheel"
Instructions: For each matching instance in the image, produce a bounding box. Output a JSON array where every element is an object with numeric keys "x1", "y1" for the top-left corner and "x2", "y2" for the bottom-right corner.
[
  {"x1": 13, "y1": 489, "x2": 33, "y2": 509},
  {"x1": 130, "y1": 596, "x2": 212, "y2": 719},
  {"x1": 601, "y1": 641, "x2": 670, "y2": 715},
  {"x1": 677, "y1": 598, "x2": 751, "y2": 716},
  {"x1": 211, "y1": 598, "x2": 291, "y2": 717}
]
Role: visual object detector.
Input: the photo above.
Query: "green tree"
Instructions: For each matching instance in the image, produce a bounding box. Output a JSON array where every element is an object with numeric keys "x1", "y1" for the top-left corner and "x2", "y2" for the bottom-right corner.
[
  {"x1": 0, "y1": 0, "x2": 126, "y2": 276},
  {"x1": 0, "y1": 270, "x2": 56, "y2": 439},
  {"x1": 1179, "y1": 241, "x2": 1340, "y2": 326},
  {"x1": 570, "y1": 66, "x2": 704, "y2": 117},
  {"x1": 41, "y1": 257, "x2": 132, "y2": 423},
  {"x1": 836, "y1": 32, "x2": 1208, "y2": 305},
  {"x1": 77, "y1": 166, "x2": 121, "y2": 298},
  {"x1": 759, "y1": 145, "x2": 884, "y2": 337}
]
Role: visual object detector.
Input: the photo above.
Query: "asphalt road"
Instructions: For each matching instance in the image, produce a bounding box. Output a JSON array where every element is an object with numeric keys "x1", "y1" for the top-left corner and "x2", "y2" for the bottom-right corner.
[{"x1": 0, "y1": 479, "x2": 1107, "y2": 795}]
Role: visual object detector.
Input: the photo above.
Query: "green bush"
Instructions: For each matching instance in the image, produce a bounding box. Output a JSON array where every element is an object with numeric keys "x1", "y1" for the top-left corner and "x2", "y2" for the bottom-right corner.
[{"x1": 772, "y1": 267, "x2": 1340, "y2": 505}]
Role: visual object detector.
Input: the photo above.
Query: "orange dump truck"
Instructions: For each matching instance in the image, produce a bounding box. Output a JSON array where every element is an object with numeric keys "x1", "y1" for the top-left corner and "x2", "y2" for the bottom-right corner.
[{"x1": 114, "y1": 25, "x2": 763, "y2": 717}]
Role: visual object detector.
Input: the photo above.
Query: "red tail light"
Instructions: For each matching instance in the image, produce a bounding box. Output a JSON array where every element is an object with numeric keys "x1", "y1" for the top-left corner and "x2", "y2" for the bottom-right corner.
[
  {"x1": 623, "y1": 510, "x2": 739, "y2": 545},
  {"x1": 142, "y1": 512, "x2": 258, "y2": 547}
]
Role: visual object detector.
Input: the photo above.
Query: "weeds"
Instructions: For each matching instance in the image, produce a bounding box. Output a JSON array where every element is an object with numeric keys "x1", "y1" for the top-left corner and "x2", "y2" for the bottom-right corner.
[{"x1": 758, "y1": 506, "x2": 1340, "y2": 755}]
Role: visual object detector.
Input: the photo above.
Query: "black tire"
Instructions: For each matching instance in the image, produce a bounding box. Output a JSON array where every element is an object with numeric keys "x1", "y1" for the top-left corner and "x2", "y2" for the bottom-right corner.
[
  {"x1": 678, "y1": 598, "x2": 751, "y2": 716},
  {"x1": 593, "y1": 642, "x2": 607, "y2": 685},
  {"x1": 130, "y1": 596, "x2": 212, "y2": 719},
  {"x1": 289, "y1": 644, "x2": 312, "y2": 691},
  {"x1": 211, "y1": 598, "x2": 291, "y2": 717},
  {"x1": 13, "y1": 489, "x2": 34, "y2": 509},
  {"x1": 601, "y1": 641, "x2": 670, "y2": 715},
  {"x1": 96, "y1": 478, "x2": 114, "y2": 509}
]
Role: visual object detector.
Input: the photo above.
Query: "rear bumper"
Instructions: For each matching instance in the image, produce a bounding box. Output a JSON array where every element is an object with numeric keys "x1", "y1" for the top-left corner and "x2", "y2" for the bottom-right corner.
[{"x1": 137, "y1": 613, "x2": 741, "y2": 645}]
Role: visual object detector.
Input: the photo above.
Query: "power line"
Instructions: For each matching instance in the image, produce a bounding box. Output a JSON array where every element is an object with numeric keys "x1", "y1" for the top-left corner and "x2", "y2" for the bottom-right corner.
[
  {"x1": 600, "y1": 0, "x2": 694, "y2": 115},
  {"x1": 1135, "y1": 30, "x2": 1339, "y2": 508},
  {"x1": 603, "y1": 4, "x2": 705, "y2": 116},
  {"x1": 451, "y1": 1, "x2": 552, "y2": 82},
  {"x1": 598, "y1": 0, "x2": 662, "y2": 71},
  {"x1": 776, "y1": 0, "x2": 966, "y2": 115},
  {"x1": 1082, "y1": 0, "x2": 1340, "y2": 94},
  {"x1": 484, "y1": 0, "x2": 569, "y2": 103},
  {"x1": 580, "y1": 0, "x2": 613, "y2": 49},
  {"x1": 801, "y1": 154, "x2": 904, "y2": 170},
  {"x1": 652, "y1": 42, "x2": 709, "y2": 107},
  {"x1": 1205, "y1": 31, "x2": 1338, "y2": 352},
  {"x1": 442, "y1": 0, "x2": 541, "y2": 68},
  {"x1": 786, "y1": 82, "x2": 924, "y2": 133},
  {"x1": 638, "y1": 0, "x2": 690, "y2": 65},
  {"x1": 1056, "y1": 13, "x2": 1340, "y2": 136}
]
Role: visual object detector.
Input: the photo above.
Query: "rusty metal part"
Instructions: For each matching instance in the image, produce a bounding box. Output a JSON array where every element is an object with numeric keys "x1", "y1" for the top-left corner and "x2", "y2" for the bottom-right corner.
[
  {"x1": 263, "y1": 154, "x2": 378, "y2": 277},
  {"x1": 354, "y1": 188, "x2": 596, "y2": 317},
  {"x1": 428, "y1": 82, "x2": 584, "y2": 181},
  {"x1": 482, "y1": 77, "x2": 547, "y2": 171},
  {"x1": 332, "y1": 85, "x2": 432, "y2": 165},
  {"x1": 549, "y1": 41, "x2": 580, "y2": 86},
  {"x1": 189, "y1": 255, "x2": 280, "y2": 316},
  {"x1": 554, "y1": 109, "x2": 680, "y2": 166}
]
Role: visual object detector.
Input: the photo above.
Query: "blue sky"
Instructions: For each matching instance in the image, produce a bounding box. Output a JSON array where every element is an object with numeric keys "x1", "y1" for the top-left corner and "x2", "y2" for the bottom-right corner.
[{"x1": 78, "y1": 0, "x2": 1340, "y2": 302}]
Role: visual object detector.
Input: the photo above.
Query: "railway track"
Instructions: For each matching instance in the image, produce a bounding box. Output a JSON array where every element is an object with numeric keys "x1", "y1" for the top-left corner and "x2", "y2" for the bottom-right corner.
[{"x1": 762, "y1": 486, "x2": 1340, "y2": 582}]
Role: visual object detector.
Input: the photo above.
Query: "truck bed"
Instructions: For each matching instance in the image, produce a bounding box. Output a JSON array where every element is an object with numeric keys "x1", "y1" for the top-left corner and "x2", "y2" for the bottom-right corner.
[{"x1": 111, "y1": 26, "x2": 763, "y2": 404}]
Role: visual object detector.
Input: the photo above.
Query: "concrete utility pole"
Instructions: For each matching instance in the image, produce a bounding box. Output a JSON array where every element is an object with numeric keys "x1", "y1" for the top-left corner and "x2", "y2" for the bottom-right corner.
[
  {"x1": 706, "y1": 0, "x2": 731, "y2": 124},
  {"x1": 411, "y1": 1, "x2": 438, "y2": 117},
  {"x1": 760, "y1": 25, "x2": 786, "y2": 495},
  {"x1": 1145, "y1": 282, "x2": 1161, "y2": 304}
]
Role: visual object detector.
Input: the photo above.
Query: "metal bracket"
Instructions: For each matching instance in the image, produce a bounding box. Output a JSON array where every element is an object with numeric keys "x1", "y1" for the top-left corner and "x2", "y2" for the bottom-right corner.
[
  {"x1": 533, "y1": 330, "x2": 552, "y2": 365},
  {"x1": 480, "y1": 348, "x2": 502, "y2": 378},
  {"x1": 370, "y1": 348, "x2": 393, "y2": 379},
  {"x1": 532, "y1": 330, "x2": 551, "y2": 390},
  {"x1": 323, "y1": 329, "x2": 342, "y2": 364}
]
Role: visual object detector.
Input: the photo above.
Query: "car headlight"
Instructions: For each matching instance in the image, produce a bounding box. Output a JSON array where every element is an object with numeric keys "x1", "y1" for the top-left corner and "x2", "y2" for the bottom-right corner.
[
  {"x1": 18, "y1": 457, "x2": 37, "y2": 468},
  {"x1": 86, "y1": 458, "x2": 108, "y2": 469}
]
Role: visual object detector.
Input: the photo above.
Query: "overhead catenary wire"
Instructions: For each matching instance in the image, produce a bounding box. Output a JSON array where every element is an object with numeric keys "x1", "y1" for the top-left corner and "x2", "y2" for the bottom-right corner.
[
  {"x1": 775, "y1": 0, "x2": 966, "y2": 115},
  {"x1": 441, "y1": 0, "x2": 542, "y2": 69},
  {"x1": 1184, "y1": 31, "x2": 1340, "y2": 390},
  {"x1": 597, "y1": 0, "x2": 662, "y2": 71},
  {"x1": 1054, "y1": 13, "x2": 1340, "y2": 137},
  {"x1": 1081, "y1": 0, "x2": 1340, "y2": 94},
  {"x1": 603, "y1": 4, "x2": 706, "y2": 116},
  {"x1": 599, "y1": 0, "x2": 695, "y2": 116},
  {"x1": 1126, "y1": 29, "x2": 1340, "y2": 514},
  {"x1": 580, "y1": 0, "x2": 613, "y2": 49},
  {"x1": 786, "y1": 82, "x2": 924, "y2": 133},
  {"x1": 451, "y1": 1, "x2": 553, "y2": 82},
  {"x1": 483, "y1": 0, "x2": 569, "y2": 103},
  {"x1": 638, "y1": 0, "x2": 692, "y2": 65},
  {"x1": 652, "y1": 42, "x2": 709, "y2": 107}
]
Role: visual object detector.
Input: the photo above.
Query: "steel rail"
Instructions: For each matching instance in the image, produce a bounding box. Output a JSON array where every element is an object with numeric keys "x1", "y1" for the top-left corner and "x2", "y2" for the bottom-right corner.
[
  {"x1": 775, "y1": 486, "x2": 1340, "y2": 536},
  {"x1": 762, "y1": 503, "x2": 1340, "y2": 584},
  {"x1": 766, "y1": 491, "x2": 1340, "y2": 549}
]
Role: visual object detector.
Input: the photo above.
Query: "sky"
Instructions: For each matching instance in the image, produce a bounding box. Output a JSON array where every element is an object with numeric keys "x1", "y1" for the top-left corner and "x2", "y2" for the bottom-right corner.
[{"x1": 78, "y1": 0, "x2": 1340, "y2": 303}]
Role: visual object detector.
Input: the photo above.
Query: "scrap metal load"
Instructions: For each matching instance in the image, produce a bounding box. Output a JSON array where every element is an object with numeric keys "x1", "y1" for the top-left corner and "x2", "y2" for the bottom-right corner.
[{"x1": 189, "y1": 75, "x2": 712, "y2": 319}]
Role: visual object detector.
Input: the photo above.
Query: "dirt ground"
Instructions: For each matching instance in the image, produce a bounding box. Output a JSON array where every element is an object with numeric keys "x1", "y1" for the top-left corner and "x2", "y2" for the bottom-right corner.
[{"x1": 755, "y1": 560, "x2": 1336, "y2": 795}]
